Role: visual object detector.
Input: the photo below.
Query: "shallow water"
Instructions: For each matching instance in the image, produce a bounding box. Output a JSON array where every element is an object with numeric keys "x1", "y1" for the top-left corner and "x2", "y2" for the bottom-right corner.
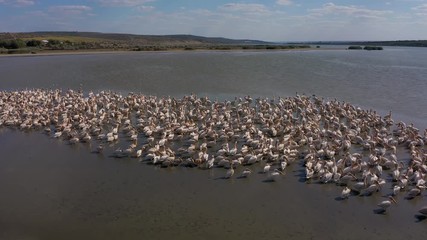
[
  {"x1": 1, "y1": 48, "x2": 427, "y2": 128},
  {"x1": 1, "y1": 48, "x2": 427, "y2": 239},
  {"x1": 1, "y1": 128, "x2": 426, "y2": 240}
]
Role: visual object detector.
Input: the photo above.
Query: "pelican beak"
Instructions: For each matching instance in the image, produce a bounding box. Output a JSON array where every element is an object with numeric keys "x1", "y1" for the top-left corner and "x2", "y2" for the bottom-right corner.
[{"x1": 390, "y1": 196, "x2": 397, "y2": 204}]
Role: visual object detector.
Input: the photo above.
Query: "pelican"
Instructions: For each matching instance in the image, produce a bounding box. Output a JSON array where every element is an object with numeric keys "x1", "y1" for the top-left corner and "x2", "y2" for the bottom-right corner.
[
  {"x1": 406, "y1": 186, "x2": 422, "y2": 199},
  {"x1": 377, "y1": 196, "x2": 397, "y2": 212},
  {"x1": 69, "y1": 137, "x2": 79, "y2": 144},
  {"x1": 341, "y1": 187, "x2": 351, "y2": 199},
  {"x1": 266, "y1": 169, "x2": 284, "y2": 182},
  {"x1": 392, "y1": 185, "x2": 400, "y2": 196},
  {"x1": 419, "y1": 206, "x2": 427, "y2": 216},
  {"x1": 263, "y1": 163, "x2": 271, "y2": 173},
  {"x1": 246, "y1": 154, "x2": 259, "y2": 165},
  {"x1": 321, "y1": 171, "x2": 333, "y2": 184},
  {"x1": 350, "y1": 181, "x2": 365, "y2": 195},
  {"x1": 135, "y1": 149, "x2": 142, "y2": 158},
  {"x1": 240, "y1": 168, "x2": 252, "y2": 178},
  {"x1": 398, "y1": 176, "x2": 408, "y2": 189},
  {"x1": 224, "y1": 167, "x2": 234, "y2": 179},
  {"x1": 53, "y1": 131, "x2": 62, "y2": 138},
  {"x1": 200, "y1": 157, "x2": 214, "y2": 169},
  {"x1": 306, "y1": 168, "x2": 314, "y2": 180},
  {"x1": 280, "y1": 160, "x2": 288, "y2": 171}
]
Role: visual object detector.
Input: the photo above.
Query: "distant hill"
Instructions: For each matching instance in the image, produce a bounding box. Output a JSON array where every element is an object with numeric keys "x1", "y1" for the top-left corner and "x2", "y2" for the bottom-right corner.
[
  {"x1": 2, "y1": 31, "x2": 315, "y2": 54},
  {"x1": 0, "y1": 31, "x2": 269, "y2": 46}
]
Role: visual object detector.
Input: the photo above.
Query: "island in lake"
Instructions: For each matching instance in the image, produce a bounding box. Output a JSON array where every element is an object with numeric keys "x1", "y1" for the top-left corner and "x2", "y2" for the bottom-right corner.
[{"x1": 348, "y1": 46, "x2": 383, "y2": 50}]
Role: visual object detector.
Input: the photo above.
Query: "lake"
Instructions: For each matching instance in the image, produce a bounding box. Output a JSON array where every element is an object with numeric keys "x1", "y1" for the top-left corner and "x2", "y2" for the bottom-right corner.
[{"x1": 1, "y1": 48, "x2": 427, "y2": 240}]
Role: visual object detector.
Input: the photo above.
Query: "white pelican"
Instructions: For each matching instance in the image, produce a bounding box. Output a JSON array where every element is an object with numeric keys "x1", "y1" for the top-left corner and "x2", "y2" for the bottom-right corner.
[
  {"x1": 321, "y1": 171, "x2": 333, "y2": 184},
  {"x1": 377, "y1": 196, "x2": 397, "y2": 212},
  {"x1": 54, "y1": 131, "x2": 62, "y2": 138},
  {"x1": 224, "y1": 167, "x2": 234, "y2": 179},
  {"x1": 398, "y1": 176, "x2": 408, "y2": 189},
  {"x1": 280, "y1": 160, "x2": 288, "y2": 171},
  {"x1": 306, "y1": 168, "x2": 314, "y2": 180},
  {"x1": 341, "y1": 187, "x2": 351, "y2": 199},
  {"x1": 406, "y1": 186, "x2": 422, "y2": 199},
  {"x1": 135, "y1": 149, "x2": 142, "y2": 158},
  {"x1": 350, "y1": 181, "x2": 365, "y2": 194},
  {"x1": 69, "y1": 137, "x2": 79, "y2": 144},
  {"x1": 266, "y1": 169, "x2": 284, "y2": 182},
  {"x1": 246, "y1": 154, "x2": 259, "y2": 165},
  {"x1": 240, "y1": 168, "x2": 252, "y2": 178},
  {"x1": 263, "y1": 163, "x2": 271, "y2": 173},
  {"x1": 392, "y1": 185, "x2": 400, "y2": 196},
  {"x1": 199, "y1": 157, "x2": 214, "y2": 169}
]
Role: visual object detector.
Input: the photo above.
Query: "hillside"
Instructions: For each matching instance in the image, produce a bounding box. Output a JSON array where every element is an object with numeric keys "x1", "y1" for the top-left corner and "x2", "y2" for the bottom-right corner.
[
  {"x1": 0, "y1": 31, "x2": 268, "y2": 47},
  {"x1": 1, "y1": 31, "x2": 314, "y2": 54}
]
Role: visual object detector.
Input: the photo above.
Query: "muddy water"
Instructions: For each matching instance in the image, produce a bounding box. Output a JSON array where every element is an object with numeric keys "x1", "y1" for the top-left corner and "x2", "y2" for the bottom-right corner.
[
  {"x1": 0, "y1": 127, "x2": 426, "y2": 240},
  {"x1": 1, "y1": 48, "x2": 427, "y2": 239}
]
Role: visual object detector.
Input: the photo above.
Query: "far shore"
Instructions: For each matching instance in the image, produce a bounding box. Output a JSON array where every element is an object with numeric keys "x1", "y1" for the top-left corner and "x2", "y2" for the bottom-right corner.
[
  {"x1": 0, "y1": 49, "x2": 134, "y2": 57},
  {"x1": 0, "y1": 46, "x2": 346, "y2": 57}
]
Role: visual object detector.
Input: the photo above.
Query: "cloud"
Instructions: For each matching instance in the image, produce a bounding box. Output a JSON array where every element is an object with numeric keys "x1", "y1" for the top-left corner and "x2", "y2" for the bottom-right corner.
[
  {"x1": 49, "y1": 5, "x2": 92, "y2": 15},
  {"x1": 97, "y1": 0, "x2": 155, "y2": 7},
  {"x1": 309, "y1": 2, "x2": 393, "y2": 19},
  {"x1": 219, "y1": 3, "x2": 269, "y2": 14},
  {"x1": 0, "y1": 0, "x2": 35, "y2": 7},
  {"x1": 15, "y1": 0, "x2": 34, "y2": 6},
  {"x1": 137, "y1": 5, "x2": 154, "y2": 12},
  {"x1": 276, "y1": 0, "x2": 293, "y2": 6},
  {"x1": 412, "y1": 3, "x2": 427, "y2": 15}
]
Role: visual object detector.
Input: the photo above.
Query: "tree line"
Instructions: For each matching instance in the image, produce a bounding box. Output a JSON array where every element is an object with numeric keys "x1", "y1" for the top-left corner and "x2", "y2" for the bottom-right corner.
[{"x1": 0, "y1": 39, "x2": 66, "y2": 49}]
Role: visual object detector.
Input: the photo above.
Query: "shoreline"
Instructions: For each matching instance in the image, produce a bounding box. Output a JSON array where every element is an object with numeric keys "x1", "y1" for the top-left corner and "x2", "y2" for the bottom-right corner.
[{"x1": 0, "y1": 46, "x2": 345, "y2": 58}]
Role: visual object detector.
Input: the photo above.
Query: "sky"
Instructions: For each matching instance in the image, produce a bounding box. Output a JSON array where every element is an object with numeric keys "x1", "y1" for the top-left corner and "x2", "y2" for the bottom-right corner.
[{"x1": 1, "y1": 0, "x2": 427, "y2": 41}]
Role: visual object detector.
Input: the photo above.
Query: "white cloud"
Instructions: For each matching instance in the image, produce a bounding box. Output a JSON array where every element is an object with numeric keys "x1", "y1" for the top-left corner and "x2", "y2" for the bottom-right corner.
[
  {"x1": 49, "y1": 5, "x2": 92, "y2": 15},
  {"x1": 16, "y1": 0, "x2": 34, "y2": 6},
  {"x1": 276, "y1": 0, "x2": 293, "y2": 6},
  {"x1": 219, "y1": 3, "x2": 269, "y2": 14},
  {"x1": 137, "y1": 5, "x2": 154, "y2": 12},
  {"x1": 309, "y1": 3, "x2": 393, "y2": 19},
  {"x1": 412, "y1": 3, "x2": 427, "y2": 15},
  {"x1": 0, "y1": 0, "x2": 35, "y2": 7},
  {"x1": 97, "y1": 0, "x2": 155, "y2": 7},
  {"x1": 1, "y1": 0, "x2": 425, "y2": 41}
]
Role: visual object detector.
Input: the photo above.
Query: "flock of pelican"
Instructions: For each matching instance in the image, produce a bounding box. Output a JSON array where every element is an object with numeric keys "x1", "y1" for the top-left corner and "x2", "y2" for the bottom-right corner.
[{"x1": 1, "y1": 89, "x2": 426, "y2": 217}]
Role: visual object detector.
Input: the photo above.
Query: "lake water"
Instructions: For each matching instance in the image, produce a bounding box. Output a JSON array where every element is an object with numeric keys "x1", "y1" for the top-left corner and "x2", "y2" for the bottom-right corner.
[
  {"x1": 1, "y1": 47, "x2": 427, "y2": 129},
  {"x1": 1, "y1": 48, "x2": 427, "y2": 240}
]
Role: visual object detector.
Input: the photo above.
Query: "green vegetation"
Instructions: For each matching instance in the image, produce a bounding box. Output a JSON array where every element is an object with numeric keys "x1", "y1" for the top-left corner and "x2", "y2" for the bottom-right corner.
[
  {"x1": 0, "y1": 39, "x2": 26, "y2": 49},
  {"x1": 133, "y1": 44, "x2": 311, "y2": 52},
  {"x1": 0, "y1": 32, "x2": 313, "y2": 54},
  {"x1": 348, "y1": 45, "x2": 383, "y2": 50},
  {"x1": 363, "y1": 46, "x2": 383, "y2": 50}
]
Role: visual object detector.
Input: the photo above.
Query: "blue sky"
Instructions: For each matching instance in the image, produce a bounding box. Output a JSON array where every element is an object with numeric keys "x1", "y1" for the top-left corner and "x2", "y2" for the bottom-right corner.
[{"x1": 1, "y1": 0, "x2": 427, "y2": 41}]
